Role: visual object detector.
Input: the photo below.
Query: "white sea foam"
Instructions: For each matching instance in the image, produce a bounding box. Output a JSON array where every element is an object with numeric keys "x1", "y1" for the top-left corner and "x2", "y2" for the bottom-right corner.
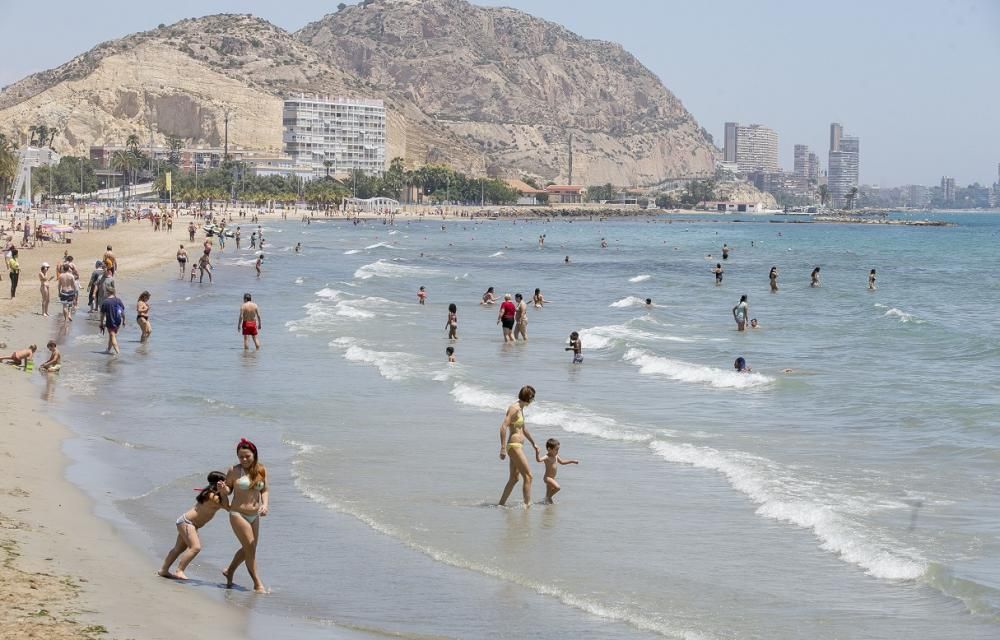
[
  {"x1": 489, "y1": 251, "x2": 505, "y2": 257},
  {"x1": 330, "y1": 337, "x2": 424, "y2": 381},
  {"x1": 289, "y1": 452, "x2": 709, "y2": 639},
  {"x1": 354, "y1": 259, "x2": 437, "y2": 280},
  {"x1": 365, "y1": 242, "x2": 397, "y2": 250},
  {"x1": 315, "y1": 288, "x2": 344, "y2": 300},
  {"x1": 882, "y1": 307, "x2": 923, "y2": 323},
  {"x1": 649, "y1": 441, "x2": 927, "y2": 581},
  {"x1": 579, "y1": 323, "x2": 693, "y2": 351},
  {"x1": 450, "y1": 383, "x2": 652, "y2": 443},
  {"x1": 294, "y1": 277, "x2": 304, "y2": 284},
  {"x1": 344, "y1": 249, "x2": 362, "y2": 255},
  {"x1": 629, "y1": 274, "x2": 652, "y2": 283},
  {"x1": 610, "y1": 296, "x2": 648, "y2": 308},
  {"x1": 623, "y1": 349, "x2": 773, "y2": 389}
]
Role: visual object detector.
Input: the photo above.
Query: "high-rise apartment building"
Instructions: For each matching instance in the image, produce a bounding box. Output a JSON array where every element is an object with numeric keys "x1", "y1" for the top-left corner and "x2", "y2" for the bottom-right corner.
[
  {"x1": 283, "y1": 96, "x2": 387, "y2": 176},
  {"x1": 940, "y1": 176, "x2": 956, "y2": 203},
  {"x1": 793, "y1": 144, "x2": 820, "y2": 186},
  {"x1": 723, "y1": 122, "x2": 738, "y2": 163},
  {"x1": 732, "y1": 124, "x2": 779, "y2": 173},
  {"x1": 828, "y1": 125, "x2": 859, "y2": 208},
  {"x1": 829, "y1": 123, "x2": 843, "y2": 152},
  {"x1": 808, "y1": 152, "x2": 820, "y2": 182}
]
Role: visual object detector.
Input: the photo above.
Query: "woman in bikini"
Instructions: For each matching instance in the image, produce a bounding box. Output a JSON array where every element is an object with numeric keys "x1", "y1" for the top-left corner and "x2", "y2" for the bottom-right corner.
[
  {"x1": 223, "y1": 438, "x2": 268, "y2": 593},
  {"x1": 498, "y1": 385, "x2": 540, "y2": 506},
  {"x1": 136, "y1": 291, "x2": 152, "y2": 342},
  {"x1": 158, "y1": 471, "x2": 229, "y2": 580},
  {"x1": 38, "y1": 263, "x2": 53, "y2": 316}
]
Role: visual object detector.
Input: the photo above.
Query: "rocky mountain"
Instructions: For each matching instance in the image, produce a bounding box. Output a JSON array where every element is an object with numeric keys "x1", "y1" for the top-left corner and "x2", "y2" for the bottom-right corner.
[{"x1": 0, "y1": 0, "x2": 717, "y2": 186}]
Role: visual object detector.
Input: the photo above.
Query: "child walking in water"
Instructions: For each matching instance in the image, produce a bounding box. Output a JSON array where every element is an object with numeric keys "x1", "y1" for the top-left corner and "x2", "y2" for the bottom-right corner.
[
  {"x1": 536, "y1": 438, "x2": 579, "y2": 503},
  {"x1": 159, "y1": 471, "x2": 230, "y2": 580},
  {"x1": 566, "y1": 331, "x2": 582, "y2": 364}
]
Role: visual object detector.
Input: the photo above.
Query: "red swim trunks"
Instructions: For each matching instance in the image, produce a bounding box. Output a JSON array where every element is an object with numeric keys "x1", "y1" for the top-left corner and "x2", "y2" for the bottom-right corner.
[{"x1": 242, "y1": 320, "x2": 258, "y2": 336}]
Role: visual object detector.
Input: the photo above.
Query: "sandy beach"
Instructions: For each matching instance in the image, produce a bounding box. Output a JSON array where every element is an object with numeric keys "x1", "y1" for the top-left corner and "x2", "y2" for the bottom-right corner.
[{"x1": 0, "y1": 215, "x2": 247, "y2": 640}]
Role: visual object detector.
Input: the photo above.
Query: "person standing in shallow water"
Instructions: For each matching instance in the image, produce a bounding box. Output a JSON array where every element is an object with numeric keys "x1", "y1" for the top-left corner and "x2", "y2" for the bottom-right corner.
[
  {"x1": 446, "y1": 303, "x2": 458, "y2": 340},
  {"x1": 499, "y1": 385, "x2": 540, "y2": 506},
  {"x1": 811, "y1": 266, "x2": 821, "y2": 287},
  {"x1": 769, "y1": 266, "x2": 779, "y2": 292},
  {"x1": 497, "y1": 294, "x2": 516, "y2": 343},
  {"x1": 868, "y1": 269, "x2": 877, "y2": 290},
  {"x1": 224, "y1": 439, "x2": 268, "y2": 593},
  {"x1": 513, "y1": 293, "x2": 528, "y2": 341},
  {"x1": 239, "y1": 293, "x2": 262, "y2": 350},
  {"x1": 732, "y1": 294, "x2": 749, "y2": 331}
]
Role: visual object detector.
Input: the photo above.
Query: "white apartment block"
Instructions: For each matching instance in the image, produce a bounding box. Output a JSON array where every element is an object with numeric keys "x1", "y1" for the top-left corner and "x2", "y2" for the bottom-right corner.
[
  {"x1": 734, "y1": 124, "x2": 779, "y2": 173},
  {"x1": 283, "y1": 97, "x2": 386, "y2": 177}
]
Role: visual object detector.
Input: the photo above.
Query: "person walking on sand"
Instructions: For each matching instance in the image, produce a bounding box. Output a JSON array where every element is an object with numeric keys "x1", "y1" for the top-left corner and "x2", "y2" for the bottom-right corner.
[
  {"x1": 136, "y1": 291, "x2": 152, "y2": 342},
  {"x1": 159, "y1": 471, "x2": 230, "y2": 581},
  {"x1": 6, "y1": 248, "x2": 20, "y2": 298},
  {"x1": 769, "y1": 266, "x2": 779, "y2": 292},
  {"x1": 38, "y1": 262, "x2": 53, "y2": 316},
  {"x1": 499, "y1": 385, "x2": 540, "y2": 506},
  {"x1": 99, "y1": 283, "x2": 126, "y2": 355},
  {"x1": 535, "y1": 438, "x2": 579, "y2": 504},
  {"x1": 223, "y1": 438, "x2": 269, "y2": 593},
  {"x1": 497, "y1": 294, "x2": 516, "y2": 343},
  {"x1": 868, "y1": 269, "x2": 877, "y2": 290},
  {"x1": 811, "y1": 266, "x2": 821, "y2": 287},
  {"x1": 446, "y1": 303, "x2": 458, "y2": 340},
  {"x1": 235, "y1": 227, "x2": 242, "y2": 251},
  {"x1": 732, "y1": 294, "x2": 749, "y2": 331},
  {"x1": 188, "y1": 222, "x2": 196, "y2": 243},
  {"x1": 176, "y1": 245, "x2": 188, "y2": 279},
  {"x1": 239, "y1": 293, "x2": 262, "y2": 350},
  {"x1": 513, "y1": 293, "x2": 528, "y2": 341},
  {"x1": 103, "y1": 245, "x2": 117, "y2": 274}
]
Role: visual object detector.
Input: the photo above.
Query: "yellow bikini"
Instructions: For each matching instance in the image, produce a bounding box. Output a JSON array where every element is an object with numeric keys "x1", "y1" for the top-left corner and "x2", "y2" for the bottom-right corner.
[{"x1": 506, "y1": 410, "x2": 525, "y2": 451}]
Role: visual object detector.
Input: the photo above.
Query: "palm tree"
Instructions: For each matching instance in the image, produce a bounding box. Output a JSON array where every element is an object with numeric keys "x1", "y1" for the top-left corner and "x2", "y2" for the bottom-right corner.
[
  {"x1": 846, "y1": 186, "x2": 859, "y2": 210},
  {"x1": 323, "y1": 159, "x2": 334, "y2": 179},
  {"x1": 110, "y1": 150, "x2": 134, "y2": 204},
  {"x1": 0, "y1": 134, "x2": 18, "y2": 203},
  {"x1": 818, "y1": 184, "x2": 829, "y2": 207}
]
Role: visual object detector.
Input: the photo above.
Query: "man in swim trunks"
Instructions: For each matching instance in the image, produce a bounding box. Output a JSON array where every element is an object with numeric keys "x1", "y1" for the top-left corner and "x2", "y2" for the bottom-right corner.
[
  {"x1": 497, "y1": 294, "x2": 516, "y2": 343},
  {"x1": 239, "y1": 293, "x2": 262, "y2": 350},
  {"x1": 57, "y1": 264, "x2": 78, "y2": 322}
]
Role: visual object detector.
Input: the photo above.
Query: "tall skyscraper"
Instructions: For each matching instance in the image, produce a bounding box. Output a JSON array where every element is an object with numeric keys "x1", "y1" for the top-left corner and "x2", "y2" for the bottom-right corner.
[
  {"x1": 829, "y1": 122, "x2": 843, "y2": 152},
  {"x1": 940, "y1": 176, "x2": 956, "y2": 203},
  {"x1": 283, "y1": 96, "x2": 387, "y2": 176},
  {"x1": 794, "y1": 144, "x2": 809, "y2": 177},
  {"x1": 723, "y1": 122, "x2": 738, "y2": 163},
  {"x1": 808, "y1": 153, "x2": 820, "y2": 182},
  {"x1": 828, "y1": 126, "x2": 859, "y2": 208},
  {"x1": 733, "y1": 124, "x2": 779, "y2": 173}
]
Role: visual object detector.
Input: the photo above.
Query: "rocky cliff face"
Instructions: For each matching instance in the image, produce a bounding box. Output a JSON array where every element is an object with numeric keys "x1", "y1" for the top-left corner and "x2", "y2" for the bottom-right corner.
[
  {"x1": 297, "y1": 0, "x2": 716, "y2": 184},
  {"x1": 0, "y1": 1, "x2": 717, "y2": 185}
]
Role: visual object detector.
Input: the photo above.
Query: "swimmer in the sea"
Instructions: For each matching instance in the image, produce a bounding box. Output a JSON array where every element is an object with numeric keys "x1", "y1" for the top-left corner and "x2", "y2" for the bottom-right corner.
[
  {"x1": 564, "y1": 255, "x2": 570, "y2": 264},
  {"x1": 734, "y1": 356, "x2": 751, "y2": 373},
  {"x1": 417, "y1": 286, "x2": 427, "y2": 305},
  {"x1": 645, "y1": 298, "x2": 652, "y2": 308},
  {"x1": 769, "y1": 266, "x2": 779, "y2": 292},
  {"x1": 811, "y1": 266, "x2": 821, "y2": 287},
  {"x1": 732, "y1": 295, "x2": 749, "y2": 331},
  {"x1": 868, "y1": 269, "x2": 877, "y2": 290},
  {"x1": 481, "y1": 286, "x2": 497, "y2": 305},
  {"x1": 446, "y1": 303, "x2": 458, "y2": 340},
  {"x1": 565, "y1": 331, "x2": 582, "y2": 364},
  {"x1": 750, "y1": 318, "x2": 759, "y2": 329},
  {"x1": 446, "y1": 346, "x2": 456, "y2": 363},
  {"x1": 712, "y1": 263, "x2": 723, "y2": 285},
  {"x1": 533, "y1": 288, "x2": 545, "y2": 308},
  {"x1": 535, "y1": 438, "x2": 579, "y2": 504}
]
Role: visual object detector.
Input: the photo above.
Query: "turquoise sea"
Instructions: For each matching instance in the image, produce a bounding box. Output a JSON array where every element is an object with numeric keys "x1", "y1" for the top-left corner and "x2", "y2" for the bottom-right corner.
[{"x1": 43, "y1": 212, "x2": 1000, "y2": 639}]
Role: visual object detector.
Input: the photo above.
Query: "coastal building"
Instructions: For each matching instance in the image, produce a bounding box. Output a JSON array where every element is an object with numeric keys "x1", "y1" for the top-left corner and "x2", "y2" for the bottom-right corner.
[
  {"x1": 905, "y1": 184, "x2": 930, "y2": 208},
  {"x1": 503, "y1": 178, "x2": 549, "y2": 206},
  {"x1": 734, "y1": 124, "x2": 779, "y2": 173},
  {"x1": 545, "y1": 184, "x2": 585, "y2": 204},
  {"x1": 808, "y1": 152, "x2": 820, "y2": 182},
  {"x1": 723, "y1": 122, "x2": 738, "y2": 163},
  {"x1": 940, "y1": 176, "x2": 956, "y2": 203},
  {"x1": 282, "y1": 96, "x2": 387, "y2": 177},
  {"x1": 89, "y1": 145, "x2": 257, "y2": 171},
  {"x1": 794, "y1": 144, "x2": 820, "y2": 188},
  {"x1": 828, "y1": 127, "x2": 860, "y2": 208},
  {"x1": 703, "y1": 200, "x2": 766, "y2": 213}
]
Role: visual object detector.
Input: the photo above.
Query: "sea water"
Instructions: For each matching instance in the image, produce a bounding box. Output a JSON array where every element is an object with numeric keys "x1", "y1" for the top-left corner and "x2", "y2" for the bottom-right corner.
[{"x1": 42, "y1": 213, "x2": 1000, "y2": 639}]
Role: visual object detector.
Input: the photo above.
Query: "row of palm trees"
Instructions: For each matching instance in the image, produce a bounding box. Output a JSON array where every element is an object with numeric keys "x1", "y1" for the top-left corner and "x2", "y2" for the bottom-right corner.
[
  {"x1": 0, "y1": 134, "x2": 17, "y2": 201},
  {"x1": 816, "y1": 184, "x2": 860, "y2": 209}
]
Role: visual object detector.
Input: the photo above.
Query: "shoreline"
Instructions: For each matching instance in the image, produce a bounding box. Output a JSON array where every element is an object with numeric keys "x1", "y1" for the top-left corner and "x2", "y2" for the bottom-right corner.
[{"x1": 0, "y1": 219, "x2": 248, "y2": 639}]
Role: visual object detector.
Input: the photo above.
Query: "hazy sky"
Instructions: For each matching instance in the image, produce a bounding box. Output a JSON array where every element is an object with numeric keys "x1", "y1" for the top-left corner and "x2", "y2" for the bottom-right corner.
[{"x1": 1, "y1": 0, "x2": 997, "y2": 186}]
